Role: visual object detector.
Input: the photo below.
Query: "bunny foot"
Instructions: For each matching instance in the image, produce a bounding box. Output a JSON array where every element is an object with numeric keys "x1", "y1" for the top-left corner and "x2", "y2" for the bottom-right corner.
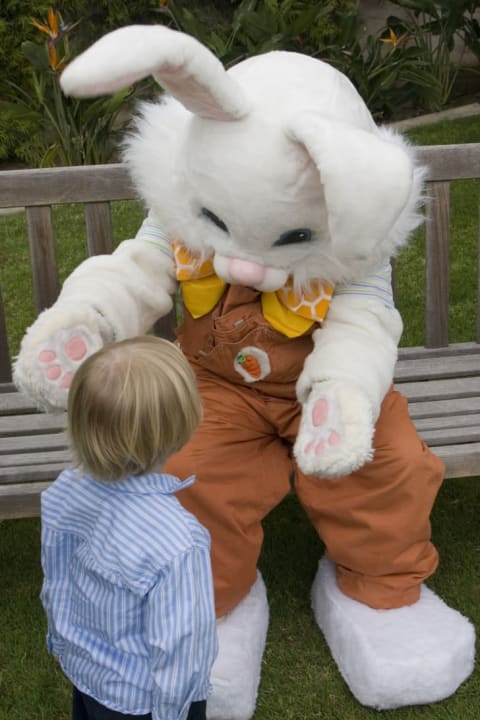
[
  {"x1": 208, "y1": 572, "x2": 268, "y2": 720},
  {"x1": 312, "y1": 557, "x2": 475, "y2": 709}
]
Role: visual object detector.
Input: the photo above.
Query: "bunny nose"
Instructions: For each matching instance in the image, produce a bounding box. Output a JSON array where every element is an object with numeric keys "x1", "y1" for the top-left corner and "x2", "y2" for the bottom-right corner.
[{"x1": 228, "y1": 258, "x2": 266, "y2": 286}]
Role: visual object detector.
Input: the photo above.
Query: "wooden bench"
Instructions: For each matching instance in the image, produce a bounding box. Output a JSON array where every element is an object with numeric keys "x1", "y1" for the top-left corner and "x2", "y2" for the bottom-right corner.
[{"x1": 1, "y1": 143, "x2": 480, "y2": 519}]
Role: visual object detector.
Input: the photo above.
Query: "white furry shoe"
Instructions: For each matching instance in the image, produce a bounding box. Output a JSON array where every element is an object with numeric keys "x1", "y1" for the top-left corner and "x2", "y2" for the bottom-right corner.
[
  {"x1": 312, "y1": 556, "x2": 475, "y2": 709},
  {"x1": 207, "y1": 572, "x2": 269, "y2": 720}
]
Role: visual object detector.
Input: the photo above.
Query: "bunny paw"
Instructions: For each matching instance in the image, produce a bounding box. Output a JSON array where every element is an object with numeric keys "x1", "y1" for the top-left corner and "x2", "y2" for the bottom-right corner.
[
  {"x1": 301, "y1": 394, "x2": 344, "y2": 457},
  {"x1": 294, "y1": 381, "x2": 375, "y2": 478},
  {"x1": 37, "y1": 327, "x2": 96, "y2": 390}
]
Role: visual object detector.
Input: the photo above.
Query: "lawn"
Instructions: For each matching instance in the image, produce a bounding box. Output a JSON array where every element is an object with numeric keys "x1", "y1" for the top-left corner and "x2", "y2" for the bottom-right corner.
[{"x1": 0, "y1": 114, "x2": 479, "y2": 720}]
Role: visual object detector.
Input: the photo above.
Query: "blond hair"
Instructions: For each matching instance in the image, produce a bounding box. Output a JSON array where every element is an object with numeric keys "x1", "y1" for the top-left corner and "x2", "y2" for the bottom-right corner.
[{"x1": 67, "y1": 336, "x2": 201, "y2": 481}]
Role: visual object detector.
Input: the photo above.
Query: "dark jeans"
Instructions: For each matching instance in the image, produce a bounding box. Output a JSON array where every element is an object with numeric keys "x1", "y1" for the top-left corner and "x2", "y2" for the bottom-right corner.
[{"x1": 72, "y1": 686, "x2": 207, "y2": 720}]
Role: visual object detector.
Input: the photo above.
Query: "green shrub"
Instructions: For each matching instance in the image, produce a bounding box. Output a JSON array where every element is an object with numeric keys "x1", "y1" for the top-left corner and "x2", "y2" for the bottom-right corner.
[
  {"x1": 2, "y1": 0, "x2": 477, "y2": 163},
  {"x1": 0, "y1": 8, "x2": 155, "y2": 166},
  {"x1": 158, "y1": 0, "x2": 358, "y2": 67},
  {"x1": 1, "y1": 0, "x2": 359, "y2": 164},
  {"x1": 0, "y1": 1, "x2": 161, "y2": 162},
  {"x1": 385, "y1": 0, "x2": 480, "y2": 110}
]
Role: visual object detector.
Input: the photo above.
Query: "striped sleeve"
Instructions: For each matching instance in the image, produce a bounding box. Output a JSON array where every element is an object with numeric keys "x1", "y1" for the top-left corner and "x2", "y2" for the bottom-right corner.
[
  {"x1": 40, "y1": 525, "x2": 74, "y2": 657},
  {"x1": 147, "y1": 546, "x2": 218, "y2": 720},
  {"x1": 333, "y1": 263, "x2": 395, "y2": 308},
  {"x1": 135, "y1": 213, "x2": 174, "y2": 262}
]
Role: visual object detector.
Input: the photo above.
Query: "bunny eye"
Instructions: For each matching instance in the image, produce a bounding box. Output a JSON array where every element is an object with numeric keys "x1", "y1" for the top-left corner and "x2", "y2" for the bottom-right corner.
[
  {"x1": 274, "y1": 228, "x2": 313, "y2": 247},
  {"x1": 201, "y1": 207, "x2": 229, "y2": 234}
]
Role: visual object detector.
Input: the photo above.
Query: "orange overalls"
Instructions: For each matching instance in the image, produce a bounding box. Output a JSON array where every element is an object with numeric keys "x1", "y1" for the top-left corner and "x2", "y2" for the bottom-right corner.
[{"x1": 165, "y1": 285, "x2": 444, "y2": 617}]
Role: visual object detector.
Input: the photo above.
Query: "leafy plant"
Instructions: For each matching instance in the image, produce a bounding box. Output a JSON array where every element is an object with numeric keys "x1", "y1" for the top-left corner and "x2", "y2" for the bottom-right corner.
[
  {"x1": 0, "y1": 8, "x2": 141, "y2": 167},
  {"x1": 320, "y1": 11, "x2": 444, "y2": 120},
  {"x1": 0, "y1": 0, "x2": 161, "y2": 163},
  {"x1": 385, "y1": 0, "x2": 480, "y2": 109},
  {"x1": 155, "y1": 0, "x2": 357, "y2": 68},
  {"x1": 155, "y1": 0, "x2": 471, "y2": 121}
]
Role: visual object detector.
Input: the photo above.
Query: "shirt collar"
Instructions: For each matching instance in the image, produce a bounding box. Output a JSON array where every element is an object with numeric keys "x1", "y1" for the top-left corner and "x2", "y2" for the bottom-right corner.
[{"x1": 87, "y1": 472, "x2": 196, "y2": 495}]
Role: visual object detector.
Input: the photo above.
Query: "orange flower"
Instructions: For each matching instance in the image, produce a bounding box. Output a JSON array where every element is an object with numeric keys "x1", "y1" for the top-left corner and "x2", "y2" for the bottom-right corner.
[
  {"x1": 31, "y1": 8, "x2": 60, "y2": 39},
  {"x1": 381, "y1": 28, "x2": 407, "y2": 49},
  {"x1": 48, "y1": 41, "x2": 66, "y2": 71}
]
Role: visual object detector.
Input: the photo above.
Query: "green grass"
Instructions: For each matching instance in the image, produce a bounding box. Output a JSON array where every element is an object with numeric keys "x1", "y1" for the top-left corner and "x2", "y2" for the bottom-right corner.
[
  {"x1": 0, "y1": 201, "x2": 145, "y2": 358},
  {"x1": 1, "y1": 114, "x2": 480, "y2": 719}
]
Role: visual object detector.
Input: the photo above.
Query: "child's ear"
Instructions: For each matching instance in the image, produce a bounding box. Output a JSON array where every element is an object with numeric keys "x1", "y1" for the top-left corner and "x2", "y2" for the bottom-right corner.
[
  {"x1": 60, "y1": 24, "x2": 250, "y2": 121},
  {"x1": 287, "y1": 116, "x2": 414, "y2": 257}
]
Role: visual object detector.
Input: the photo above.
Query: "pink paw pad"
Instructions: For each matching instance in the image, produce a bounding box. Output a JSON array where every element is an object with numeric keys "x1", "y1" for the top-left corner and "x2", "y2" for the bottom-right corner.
[
  {"x1": 46, "y1": 365, "x2": 62, "y2": 380},
  {"x1": 303, "y1": 395, "x2": 343, "y2": 456},
  {"x1": 328, "y1": 430, "x2": 341, "y2": 447},
  {"x1": 312, "y1": 398, "x2": 328, "y2": 426},
  {"x1": 39, "y1": 349, "x2": 57, "y2": 363},
  {"x1": 61, "y1": 372, "x2": 73, "y2": 389},
  {"x1": 65, "y1": 336, "x2": 87, "y2": 361}
]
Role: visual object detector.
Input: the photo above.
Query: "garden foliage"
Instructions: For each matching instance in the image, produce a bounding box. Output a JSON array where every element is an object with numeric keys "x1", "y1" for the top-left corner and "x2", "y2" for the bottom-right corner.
[{"x1": 1, "y1": 0, "x2": 479, "y2": 166}]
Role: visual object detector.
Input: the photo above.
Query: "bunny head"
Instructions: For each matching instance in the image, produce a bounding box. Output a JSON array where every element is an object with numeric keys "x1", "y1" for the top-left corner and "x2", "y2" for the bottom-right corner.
[{"x1": 61, "y1": 25, "x2": 425, "y2": 290}]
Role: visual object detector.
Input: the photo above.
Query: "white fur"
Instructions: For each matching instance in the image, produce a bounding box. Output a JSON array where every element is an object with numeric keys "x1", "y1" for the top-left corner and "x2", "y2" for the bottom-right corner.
[
  {"x1": 14, "y1": 238, "x2": 176, "y2": 410},
  {"x1": 287, "y1": 118, "x2": 415, "y2": 271},
  {"x1": 61, "y1": 25, "x2": 249, "y2": 120},
  {"x1": 124, "y1": 65, "x2": 424, "y2": 286},
  {"x1": 312, "y1": 557, "x2": 475, "y2": 709},
  {"x1": 13, "y1": 309, "x2": 108, "y2": 412},
  {"x1": 297, "y1": 293, "x2": 403, "y2": 419},
  {"x1": 294, "y1": 380, "x2": 374, "y2": 477},
  {"x1": 208, "y1": 573, "x2": 269, "y2": 720}
]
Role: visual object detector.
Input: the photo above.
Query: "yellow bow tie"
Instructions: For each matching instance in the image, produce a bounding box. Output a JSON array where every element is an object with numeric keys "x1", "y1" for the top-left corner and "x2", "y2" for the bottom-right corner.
[{"x1": 174, "y1": 244, "x2": 334, "y2": 338}]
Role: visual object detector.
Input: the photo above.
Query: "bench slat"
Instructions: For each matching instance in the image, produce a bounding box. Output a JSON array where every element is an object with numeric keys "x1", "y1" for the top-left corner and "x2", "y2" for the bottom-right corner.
[
  {"x1": 0, "y1": 462, "x2": 67, "y2": 484},
  {"x1": 425, "y1": 181, "x2": 450, "y2": 348},
  {"x1": 417, "y1": 143, "x2": 480, "y2": 180},
  {"x1": 0, "y1": 286, "x2": 12, "y2": 383},
  {"x1": 398, "y1": 376, "x2": 480, "y2": 402},
  {"x1": 398, "y1": 342, "x2": 480, "y2": 361},
  {"x1": 419, "y1": 426, "x2": 480, "y2": 446},
  {"x1": 434, "y1": 443, "x2": 480, "y2": 479},
  {"x1": 394, "y1": 352, "x2": 480, "y2": 381},
  {"x1": 0, "y1": 165, "x2": 136, "y2": 207},
  {"x1": 0, "y1": 391, "x2": 42, "y2": 414},
  {"x1": 0, "y1": 481, "x2": 51, "y2": 519},
  {"x1": 26, "y1": 205, "x2": 60, "y2": 312},
  {"x1": 402, "y1": 395, "x2": 480, "y2": 419},
  {"x1": 85, "y1": 201, "x2": 114, "y2": 255},
  {"x1": 0, "y1": 432, "x2": 67, "y2": 453},
  {"x1": 478, "y1": 208, "x2": 480, "y2": 344},
  {"x1": 0, "y1": 449, "x2": 70, "y2": 470},
  {"x1": 0, "y1": 412, "x2": 66, "y2": 436},
  {"x1": 414, "y1": 413, "x2": 480, "y2": 430}
]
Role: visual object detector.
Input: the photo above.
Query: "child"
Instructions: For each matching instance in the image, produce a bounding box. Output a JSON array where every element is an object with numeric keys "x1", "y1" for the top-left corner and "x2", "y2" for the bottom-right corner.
[{"x1": 40, "y1": 336, "x2": 217, "y2": 720}]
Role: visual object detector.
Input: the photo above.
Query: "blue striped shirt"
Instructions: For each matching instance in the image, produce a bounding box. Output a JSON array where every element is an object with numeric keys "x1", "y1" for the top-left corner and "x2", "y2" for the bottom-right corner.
[{"x1": 40, "y1": 469, "x2": 218, "y2": 720}]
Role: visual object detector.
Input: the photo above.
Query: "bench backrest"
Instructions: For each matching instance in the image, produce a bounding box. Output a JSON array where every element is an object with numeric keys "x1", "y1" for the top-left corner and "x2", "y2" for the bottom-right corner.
[{"x1": 1, "y1": 143, "x2": 479, "y2": 381}]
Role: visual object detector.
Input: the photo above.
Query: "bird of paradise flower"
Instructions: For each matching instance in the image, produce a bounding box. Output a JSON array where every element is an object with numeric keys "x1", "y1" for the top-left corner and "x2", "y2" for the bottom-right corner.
[
  {"x1": 380, "y1": 28, "x2": 408, "y2": 50},
  {"x1": 31, "y1": 8, "x2": 80, "y2": 71}
]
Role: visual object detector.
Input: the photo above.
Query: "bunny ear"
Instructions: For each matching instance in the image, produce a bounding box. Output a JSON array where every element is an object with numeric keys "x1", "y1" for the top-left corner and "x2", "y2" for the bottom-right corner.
[
  {"x1": 60, "y1": 24, "x2": 250, "y2": 121},
  {"x1": 287, "y1": 116, "x2": 414, "y2": 257}
]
